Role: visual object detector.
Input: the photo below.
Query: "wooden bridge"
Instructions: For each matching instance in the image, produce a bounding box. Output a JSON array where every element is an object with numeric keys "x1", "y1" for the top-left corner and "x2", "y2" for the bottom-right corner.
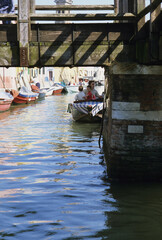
[{"x1": 0, "y1": 0, "x2": 161, "y2": 67}]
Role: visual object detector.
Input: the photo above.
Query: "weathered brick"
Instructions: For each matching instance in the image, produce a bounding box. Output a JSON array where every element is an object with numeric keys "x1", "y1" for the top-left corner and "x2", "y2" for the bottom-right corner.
[{"x1": 103, "y1": 65, "x2": 162, "y2": 180}]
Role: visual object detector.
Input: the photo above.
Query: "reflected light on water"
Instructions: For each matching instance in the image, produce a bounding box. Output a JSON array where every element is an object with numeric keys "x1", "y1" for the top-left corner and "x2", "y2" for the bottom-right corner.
[{"x1": 0, "y1": 94, "x2": 161, "y2": 239}]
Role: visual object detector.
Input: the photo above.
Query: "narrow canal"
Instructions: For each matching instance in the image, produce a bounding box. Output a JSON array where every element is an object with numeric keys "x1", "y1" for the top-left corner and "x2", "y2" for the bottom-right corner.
[{"x1": 0, "y1": 91, "x2": 162, "y2": 240}]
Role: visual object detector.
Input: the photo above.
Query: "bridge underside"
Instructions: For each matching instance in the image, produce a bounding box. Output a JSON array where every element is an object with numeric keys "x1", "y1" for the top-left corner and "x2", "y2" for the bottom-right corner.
[
  {"x1": 0, "y1": 11, "x2": 162, "y2": 180},
  {"x1": 0, "y1": 23, "x2": 136, "y2": 67}
]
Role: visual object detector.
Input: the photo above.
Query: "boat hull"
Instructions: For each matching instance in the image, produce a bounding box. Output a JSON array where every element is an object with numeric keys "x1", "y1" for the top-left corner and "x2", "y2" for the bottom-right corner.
[
  {"x1": 13, "y1": 95, "x2": 37, "y2": 104},
  {"x1": 68, "y1": 101, "x2": 103, "y2": 123},
  {"x1": 72, "y1": 108, "x2": 101, "y2": 122},
  {"x1": 0, "y1": 99, "x2": 12, "y2": 112},
  {"x1": 41, "y1": 87, "x2": 63, "y2": 96},
  {"x1": 38, "y1": 92, "x2": 46, "y2": 99},
  {"x1": 52, "y1": 88, "x2": 63, "y2": 95}
]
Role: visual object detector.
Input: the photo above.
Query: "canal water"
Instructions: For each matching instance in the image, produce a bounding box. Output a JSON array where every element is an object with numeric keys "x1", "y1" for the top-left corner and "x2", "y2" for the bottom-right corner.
[{"x1": 0, "y1": 91, "x2": 162, "y2": 240}]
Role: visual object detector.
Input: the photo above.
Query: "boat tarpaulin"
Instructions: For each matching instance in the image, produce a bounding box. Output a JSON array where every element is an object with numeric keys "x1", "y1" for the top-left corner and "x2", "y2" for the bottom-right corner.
[
  {"x1": 72, "y1": 101, "x2": 103, "y2": 116},
  {"x1": 91, "y1": 102, "x2": 103, "y2": 116}
]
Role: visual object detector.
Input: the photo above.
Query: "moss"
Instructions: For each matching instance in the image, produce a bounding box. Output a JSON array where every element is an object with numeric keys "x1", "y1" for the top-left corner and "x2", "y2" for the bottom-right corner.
[{"x1": 0, "y1": 43, "x2": 19, "y2": 66}]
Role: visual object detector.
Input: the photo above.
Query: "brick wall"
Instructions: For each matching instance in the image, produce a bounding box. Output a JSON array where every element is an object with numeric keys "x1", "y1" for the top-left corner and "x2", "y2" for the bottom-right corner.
[{"x1": 103, "y1": 66, "x2": 162, "y2": 180}]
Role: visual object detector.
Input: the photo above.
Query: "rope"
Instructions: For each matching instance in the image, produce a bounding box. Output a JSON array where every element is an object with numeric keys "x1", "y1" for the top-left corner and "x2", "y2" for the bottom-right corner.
[{"x1": 98, "y1": 99, "x2": 106, "y2": 149}]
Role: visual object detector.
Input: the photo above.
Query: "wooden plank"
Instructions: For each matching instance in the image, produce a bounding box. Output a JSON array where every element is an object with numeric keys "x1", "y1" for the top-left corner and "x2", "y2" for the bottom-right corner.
[
  {"x1": 74, "y1": 44, "x2": 109, "y2": 66},
  {"x1": 30, "y1": 23, "x2": 135, "y2": 43},
  {"x1": 0, "y1": 25, "x2": 17, "y2": 41},
  {"x1": 30, "y1": 0, "x2": 35, "y2": 24},
  {"x1": 30, "y1": 13, "x2": 136, "y2": 21},
  {"x1": 0, "y1": 23, "x2": 135, "y2": 42},
  {"x1": 0, "y1": 14, "x2": 17, "y2": 20},
  {"x1": 30, "y1": 0, "x2": 35, "y2": 13},
  {"x1": 150, "y1": 0, "x2": 161, "y2": 61},
  {"x1": 150, "y1": 0, "x2": 161, "y2": 32},
  {"x1": 73, "y1": 25, "x2": 108, "y2": 43},
  {"x1": 137, "y1": 0, "x2": 162, "y2": 20},
  {"x1": 114, "y1": 0, "x2": 118, "y2": 14},
  {"x1": 31, "y1": 23, "x2": 135, "y2": 32},
  {"x1": 0, "y1": 44, "x2": 19, "y2": 66},
  {"x1": 137, "y1": 0, "x2": 145, "y2": 31},
  {"x1": 31, "y1": 24, "x2": 72, "y2": 42},
  {"x1": 15, "y1": 5, "x2": 114, "y2": 11},
  {"x1": 108, "y1": 32, "x2": 134, "y2": 41},
  {"x1": 29, "y1": 40, "x2": 110, "y2": 67},
  {"x1": 29, "y1": 42, "x2": 73, "y2": 66}
]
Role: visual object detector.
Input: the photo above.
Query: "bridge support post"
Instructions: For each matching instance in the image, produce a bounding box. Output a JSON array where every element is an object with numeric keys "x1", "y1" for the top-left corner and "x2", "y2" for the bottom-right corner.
[
  {"x1": 137, "y1": 0, "x2": 145, "y2": 31},
  {"x1": 18, "y1": 0, "x2": 30, "y2": 67},
  {"x1": 30, "y1": 0, "x2": 35, "y2": 13},
  {"x1": 114, "y1": 0, "x2": 118, "y2": 14},
  {"x1": 30, "y1": 0, "x2": 35, "y2": 24},
  {"x1": 150, "y1": 0, "x2": 161, "y2": 61},
  {"x1": 103, "y1": 63, "x2": 162, "y2": 181}
]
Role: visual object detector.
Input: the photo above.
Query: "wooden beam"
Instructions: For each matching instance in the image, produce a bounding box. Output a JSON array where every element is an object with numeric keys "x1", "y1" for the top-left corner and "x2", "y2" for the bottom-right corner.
[
  {"x1": 30, "y1": 0, "x2": 35, "y2": 13},
  {"x1": 114, "y1": 0, "x2": 119, "y2": 14},
  {"x1": 150, "y1": 0, "x2": 161, "y2": 61},
  {"x1": 137, "y1": 0, "x2": 162, "y2": 20},
  {"x1": 123, "y1": 0, "x2": 129, "y2": 13},
  {"x1": 30, "y1": 0, "x2": 35, "y2": 24},
  {"x1": 18, "y1": 0, "x2": 30, "y2": 67},
  {"x1": 15, "y1": 5, "x2": 114, "y2": 11},
  {"x1": 150, "y1": 0, "x2": 161, "y2": 32},
  {"x1": 0, "y1": 14, "x2": 17, "y2": 20},
  {"x1": 137, "y1": 0, "x2": 145, "y2": 31},
  {"x1": 30, "y1": 13, "x2": 136, "y2": 21}
]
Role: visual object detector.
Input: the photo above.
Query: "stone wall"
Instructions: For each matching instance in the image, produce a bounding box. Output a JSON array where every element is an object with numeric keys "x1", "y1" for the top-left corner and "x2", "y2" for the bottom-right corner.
[{"x1": 103, "y1": 64, "x2": 162, "y2": 180}]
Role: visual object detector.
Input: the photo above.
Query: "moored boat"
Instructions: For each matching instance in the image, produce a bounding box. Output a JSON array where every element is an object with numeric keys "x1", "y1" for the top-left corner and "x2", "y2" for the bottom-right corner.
[
  {"x1": 66, "y1": 84, "x2": 79, "y2": 93},
  {"x1": 40, "y1": 83, "x2": 64, "y2": 96},
  {"x1": 12, "y1": 86, "x2": 39, "y2": 104},
  {"x1": 31, "y1": 84, "x2": 46, "y2": 99},
  {"x1": 67, "y1": 99, "x2": 103, "y2": 123},
  {"x1": 38, "y1": 90, "x2": 46, "y2": 99},
  {"x1": 0, "y1": 89, "x2": 14, "y2": 112},
  {"x1": 52, "y1": 83, "x2": 64, "y2": 95}
]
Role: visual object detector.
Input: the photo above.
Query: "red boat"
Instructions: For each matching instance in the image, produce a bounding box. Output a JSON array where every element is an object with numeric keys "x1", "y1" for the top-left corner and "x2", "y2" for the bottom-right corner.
[
  {"x1": 13, "y1": 95, "x2": 38, "y2": 104},
  {"x1": 0, "y1": 99, "x2": 13, "y2": 112},
  {"x1": 0, "y1": 89, "x2": 14, "y2": 112},
  {"x1": 52, "y1": 83, "x2": 64, "y2": 95},
  {"x1": 52, "y1": 88, "x2": 62, "y2": 95},
  {"x1": 12, "y1": 87, "x2": 39, "y2": 104}
]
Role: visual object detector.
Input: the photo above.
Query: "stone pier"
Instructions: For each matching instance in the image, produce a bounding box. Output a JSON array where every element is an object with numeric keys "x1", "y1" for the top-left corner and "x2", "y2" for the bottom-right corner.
[{"x1": 103, "y1": 63, "x2": 162, "y2": 180}]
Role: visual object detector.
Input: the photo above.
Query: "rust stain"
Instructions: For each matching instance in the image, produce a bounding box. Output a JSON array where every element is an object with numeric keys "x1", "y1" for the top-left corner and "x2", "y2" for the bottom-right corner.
[{"x1": 20, "y1": 47, "x2": 28, "y2": 66}]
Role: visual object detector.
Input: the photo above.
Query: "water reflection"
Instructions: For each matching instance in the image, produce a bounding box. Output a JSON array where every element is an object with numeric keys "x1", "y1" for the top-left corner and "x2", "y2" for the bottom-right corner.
[
  {"x1": 71, "y1": 121, "x2": 101, "y2": 138},
  {"x1": 0, "y1": 94, "x2": 162, "y2": 239},
  {"x1": 93, "y1": 182, "x2": 162, "y2": 240}
]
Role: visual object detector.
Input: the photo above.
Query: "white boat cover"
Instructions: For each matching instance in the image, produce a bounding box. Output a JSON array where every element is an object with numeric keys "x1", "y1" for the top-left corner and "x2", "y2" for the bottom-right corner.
[{"x1": 0, "y1": 89, "x2": 13, "y2": 100}]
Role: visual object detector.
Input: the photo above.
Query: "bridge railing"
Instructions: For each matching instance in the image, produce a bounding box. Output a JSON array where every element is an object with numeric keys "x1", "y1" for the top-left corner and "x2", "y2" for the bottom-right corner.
[
  {"x1": 0, "y1": 1, "x2": 161, "y2": 67},
  {"x1": 0, "y1": 4, "x2": 137, "y2": 23},
  {"x1": 0, "y1": 1, "x2": 161, "y2": 23},
  {"x1": 0, "y1": 1, "x2": 161, "y2": 24}
]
